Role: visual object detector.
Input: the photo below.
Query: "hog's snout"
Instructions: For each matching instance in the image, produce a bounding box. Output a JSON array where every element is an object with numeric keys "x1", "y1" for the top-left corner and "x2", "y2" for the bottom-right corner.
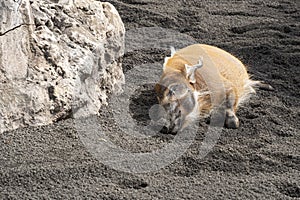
[
  {"x1": 168, "y1": 108, "x2": 183, "y2": 133},
  {"x1": 161, "y1": 101, "x2": 185, "y2": 133}
]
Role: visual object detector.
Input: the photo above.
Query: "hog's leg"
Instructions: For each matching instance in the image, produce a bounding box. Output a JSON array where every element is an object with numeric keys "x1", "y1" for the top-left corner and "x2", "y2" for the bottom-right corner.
[{"x1": 224, "y1": 89, "x2": 239, "y2": 129}]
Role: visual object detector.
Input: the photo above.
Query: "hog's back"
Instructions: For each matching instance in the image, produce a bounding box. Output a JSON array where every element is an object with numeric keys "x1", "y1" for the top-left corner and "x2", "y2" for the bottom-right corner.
[{"x1": 171, "y1": 44, "x2": 250, "y2": 99}]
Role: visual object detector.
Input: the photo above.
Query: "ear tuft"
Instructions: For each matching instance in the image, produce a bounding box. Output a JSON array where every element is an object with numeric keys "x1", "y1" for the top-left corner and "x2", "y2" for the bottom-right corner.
[
  {"x1": 170, "y1": 46, "x2": 176, "y2": 56},
  {"x1": 163, "y1": 46, "x2": 176, "y2": 71},
  {"x1": 163, "y1": 57, "x2": 170, "y2": 71}
]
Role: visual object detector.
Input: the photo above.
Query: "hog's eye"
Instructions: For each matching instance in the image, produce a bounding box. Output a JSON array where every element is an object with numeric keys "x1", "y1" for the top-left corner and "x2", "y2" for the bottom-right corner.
[
  {"x1": 168, "y1": 84, "x2": 188, "y2": 99},
  {"x1": 168, "y1": 89, "x2": 174, "y2": 97}
]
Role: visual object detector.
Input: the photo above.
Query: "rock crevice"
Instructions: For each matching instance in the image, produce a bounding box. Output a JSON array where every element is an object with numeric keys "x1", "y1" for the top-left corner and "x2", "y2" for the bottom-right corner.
[{"x1": 0, "y1": 23, "x2": 31, "y2": 36}]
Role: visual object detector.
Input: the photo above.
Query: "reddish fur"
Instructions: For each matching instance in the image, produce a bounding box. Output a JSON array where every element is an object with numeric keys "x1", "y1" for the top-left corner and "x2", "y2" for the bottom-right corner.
[{"x1": 159, "y1": 44, "x2": 255, "y2": 116}]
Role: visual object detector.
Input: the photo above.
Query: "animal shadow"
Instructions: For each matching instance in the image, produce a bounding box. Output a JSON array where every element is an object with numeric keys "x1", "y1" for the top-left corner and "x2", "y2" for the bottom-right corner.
[{"x1": 129, "y1": 83, "x2": 158, "y2": 126}]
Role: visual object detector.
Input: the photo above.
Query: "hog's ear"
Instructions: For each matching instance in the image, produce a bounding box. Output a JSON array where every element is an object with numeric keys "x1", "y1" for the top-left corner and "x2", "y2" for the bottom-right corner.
[
  {"x1": 155, "y1": 83, "x2": 161, "y2": 94},
  {"x1": 185, "y1": 58, "x2": 203, "y2": 84},
  {"x1": 155, "y1": 83, "x2": 164, "y2": 103}
]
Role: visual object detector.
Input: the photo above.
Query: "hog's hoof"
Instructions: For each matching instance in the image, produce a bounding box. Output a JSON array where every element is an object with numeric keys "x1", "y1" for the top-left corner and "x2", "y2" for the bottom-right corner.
[{"x1": 225, "y1": 111, "x2": 239, "y2": 129}]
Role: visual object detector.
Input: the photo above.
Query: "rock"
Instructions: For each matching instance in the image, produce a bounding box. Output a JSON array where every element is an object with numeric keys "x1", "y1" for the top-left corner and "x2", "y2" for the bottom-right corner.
[{"x1": 0, "y1": 0, "x2": 125, "y2": 133}]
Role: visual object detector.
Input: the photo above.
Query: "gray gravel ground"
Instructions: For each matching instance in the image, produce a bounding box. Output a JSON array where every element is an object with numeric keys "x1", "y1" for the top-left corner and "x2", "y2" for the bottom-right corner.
[{"x1": 0, "y1": 0, "x2": 299, "y2": 199}]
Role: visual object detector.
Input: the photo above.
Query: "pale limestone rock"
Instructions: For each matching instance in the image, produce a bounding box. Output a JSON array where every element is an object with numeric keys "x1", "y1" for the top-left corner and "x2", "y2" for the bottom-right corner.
[{"x1": 0, "y1": 0, "x2": 125, "y2": 133}]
